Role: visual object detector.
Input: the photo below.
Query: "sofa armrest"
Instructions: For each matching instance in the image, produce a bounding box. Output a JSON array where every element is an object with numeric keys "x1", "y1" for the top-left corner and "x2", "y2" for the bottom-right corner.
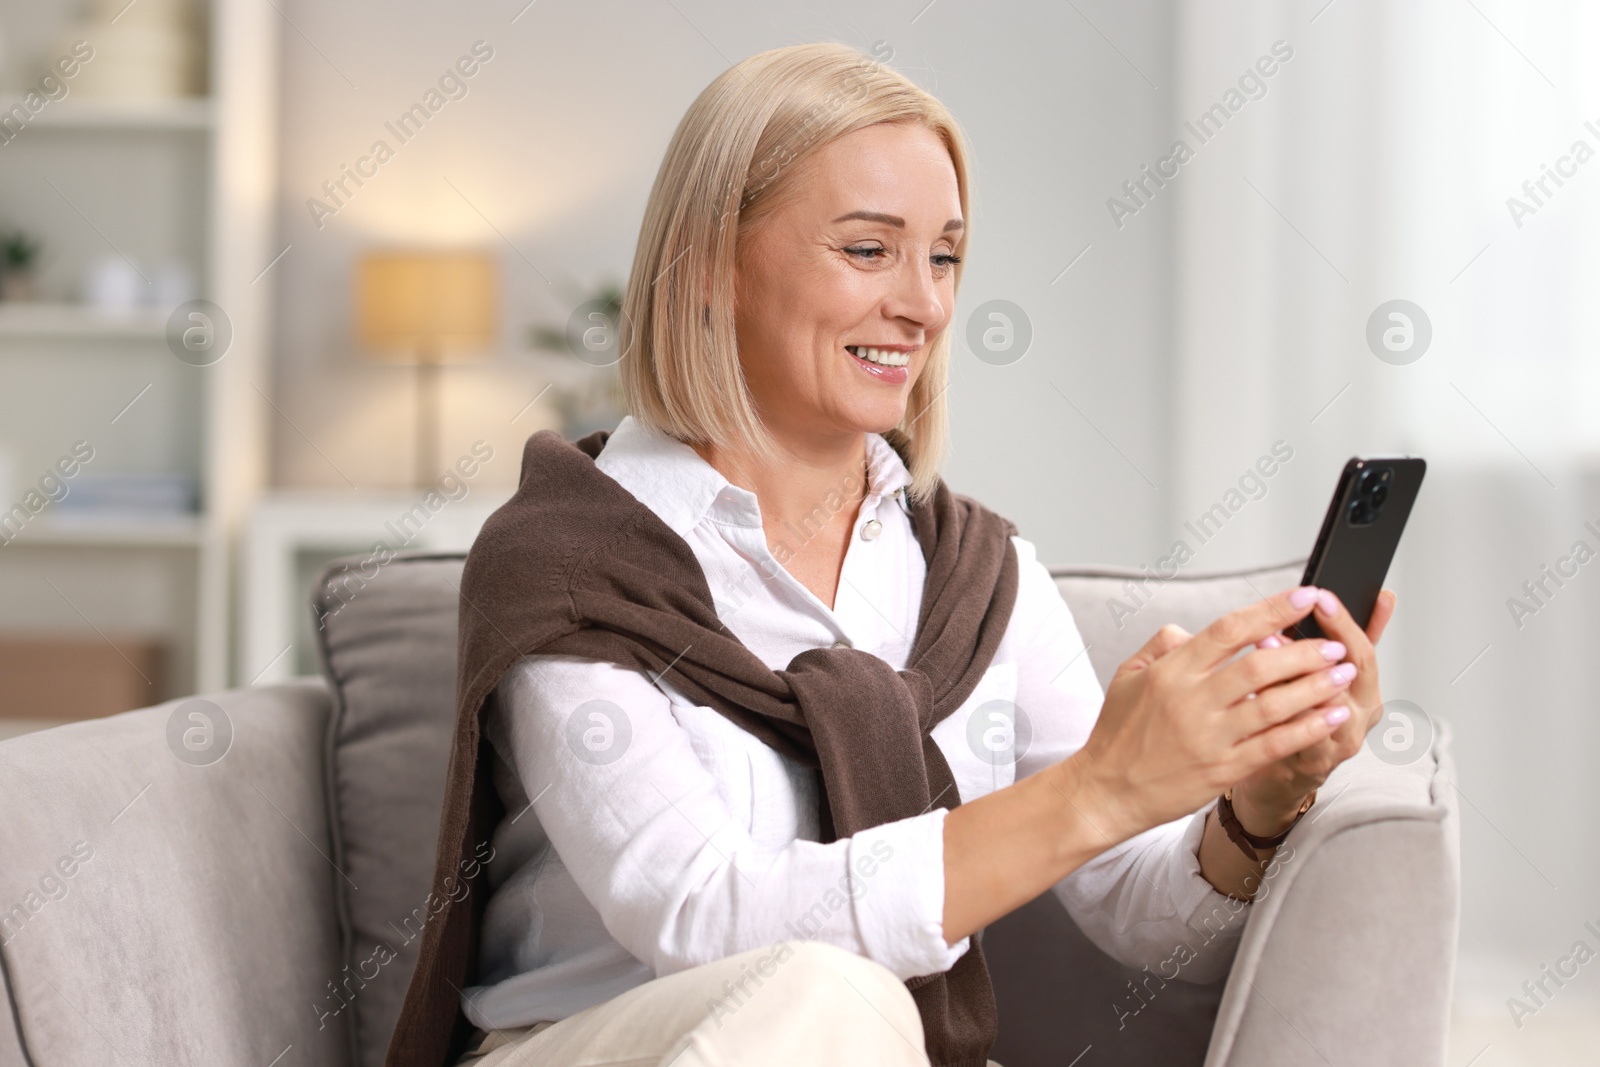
[
  {"x1": 0, "y1": 679, "x2": 353, "y2": 1067},
  {"x1": 1204, "y1": 721, "x2": 1461, "y2": 1067}
]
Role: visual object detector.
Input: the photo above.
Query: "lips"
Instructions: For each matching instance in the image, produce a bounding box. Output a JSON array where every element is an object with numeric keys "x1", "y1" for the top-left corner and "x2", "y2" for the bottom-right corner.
[
  {"x1": 845, "y1": 345, "x2": 912, "y2": 367},
  {"x1": 845, "y1": 345, "x2": 911, "y2": 384}
]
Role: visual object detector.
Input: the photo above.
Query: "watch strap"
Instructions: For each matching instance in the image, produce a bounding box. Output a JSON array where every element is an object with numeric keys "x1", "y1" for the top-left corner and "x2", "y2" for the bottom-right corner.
[{"x1": 1217, "y1": 786, "x2": 1317, "y2": 863}]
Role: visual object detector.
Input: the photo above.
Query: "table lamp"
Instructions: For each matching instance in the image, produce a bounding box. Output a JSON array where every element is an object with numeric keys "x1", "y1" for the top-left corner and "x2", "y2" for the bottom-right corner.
[{"x1": 357, "y1": 251, "x2": 497, "y2": 488}]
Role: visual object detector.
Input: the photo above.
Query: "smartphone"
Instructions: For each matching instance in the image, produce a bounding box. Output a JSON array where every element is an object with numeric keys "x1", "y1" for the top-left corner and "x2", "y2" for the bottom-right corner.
[{"x1": 1287, "y1": 456, "x2": 1426, "y2": 640}]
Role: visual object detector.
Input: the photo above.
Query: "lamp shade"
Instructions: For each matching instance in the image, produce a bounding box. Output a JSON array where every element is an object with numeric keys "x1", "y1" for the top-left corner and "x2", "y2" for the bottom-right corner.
[{"x1": 357, "y1": 250, "x2": 497, "y2": 360}]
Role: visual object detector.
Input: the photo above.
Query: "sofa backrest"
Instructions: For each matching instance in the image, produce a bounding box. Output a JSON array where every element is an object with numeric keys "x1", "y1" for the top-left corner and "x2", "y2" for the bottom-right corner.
[
  {"x1": 1050, "y1": 559, "x2": 1306, "y2": 688},
  {"x1": 310, "y1": 550, "x2": 1306, "y2": 1067}
]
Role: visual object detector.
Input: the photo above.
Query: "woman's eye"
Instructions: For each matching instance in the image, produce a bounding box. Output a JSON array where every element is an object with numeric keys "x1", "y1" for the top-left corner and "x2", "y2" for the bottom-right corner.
[{"x1": 844, "y1": 246, "x2": 962, "y2": 270}]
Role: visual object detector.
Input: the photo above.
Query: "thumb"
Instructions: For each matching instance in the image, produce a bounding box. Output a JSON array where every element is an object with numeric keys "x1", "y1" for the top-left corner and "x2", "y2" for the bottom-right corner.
[
  {"x1": 1367, "y1": 589, "x2": 1397, "y2": 645},
  {"x1": 1115, "y1": 623, "x2": 1192, "y2": 679}
]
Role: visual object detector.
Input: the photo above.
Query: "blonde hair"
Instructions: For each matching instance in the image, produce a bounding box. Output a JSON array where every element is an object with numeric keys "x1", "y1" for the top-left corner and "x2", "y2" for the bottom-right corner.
[{"x1": 618, "y1": 42, "x2": 971, "y2": 503}]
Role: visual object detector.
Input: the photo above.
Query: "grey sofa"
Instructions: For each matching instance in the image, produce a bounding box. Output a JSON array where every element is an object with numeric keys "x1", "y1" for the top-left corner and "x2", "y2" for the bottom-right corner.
[{"x1": 0, "y1": 552, "x2": 1460, "y2": 1067}]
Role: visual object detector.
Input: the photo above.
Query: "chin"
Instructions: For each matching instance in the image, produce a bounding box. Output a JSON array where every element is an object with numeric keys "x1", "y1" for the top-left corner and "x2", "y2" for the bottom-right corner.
[{"x1": 844, "y1": 403, "x2": 909, "y2": 437}]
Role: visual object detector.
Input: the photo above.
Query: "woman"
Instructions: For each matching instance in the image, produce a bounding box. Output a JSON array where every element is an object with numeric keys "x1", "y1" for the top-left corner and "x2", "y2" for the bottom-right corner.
[{"x1": 389, "y1": 42, "x2": 1395, "y2": 1067}]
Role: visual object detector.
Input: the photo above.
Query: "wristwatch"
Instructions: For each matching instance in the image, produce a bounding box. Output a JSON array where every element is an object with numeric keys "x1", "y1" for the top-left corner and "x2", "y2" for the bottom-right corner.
[{"x1": 1216, "y1": 786, "x2": 1317, "y2": 863}]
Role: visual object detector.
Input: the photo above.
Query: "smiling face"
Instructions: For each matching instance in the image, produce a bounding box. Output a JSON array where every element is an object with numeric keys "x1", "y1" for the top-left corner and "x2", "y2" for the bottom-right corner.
[{"x1": 731, "y1": 120, "x2": 963, "y2": 452}]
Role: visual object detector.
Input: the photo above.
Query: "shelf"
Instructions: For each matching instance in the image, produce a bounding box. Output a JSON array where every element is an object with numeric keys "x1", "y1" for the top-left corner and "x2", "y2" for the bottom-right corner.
[
  {"x1": 3, "y1": 513, "x2": 206, "y2": 548},
  {"x1": 0, "y1": 303, "x2": 168, "y2": 339},
  {"x1": 0, "y1": 96, "x2": 213, "y2": 131}
]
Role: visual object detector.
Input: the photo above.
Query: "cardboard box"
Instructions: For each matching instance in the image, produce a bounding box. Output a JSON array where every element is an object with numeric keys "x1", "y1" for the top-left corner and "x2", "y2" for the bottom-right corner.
[{"x1": 0, "y1": 635, "x2": 165, "y2": 720}]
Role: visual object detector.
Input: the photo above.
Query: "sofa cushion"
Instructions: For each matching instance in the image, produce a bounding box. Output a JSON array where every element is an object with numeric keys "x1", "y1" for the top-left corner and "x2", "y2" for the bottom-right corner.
[{"x1": 312, "y1": 553, "x2": 468, "y2": 1067}]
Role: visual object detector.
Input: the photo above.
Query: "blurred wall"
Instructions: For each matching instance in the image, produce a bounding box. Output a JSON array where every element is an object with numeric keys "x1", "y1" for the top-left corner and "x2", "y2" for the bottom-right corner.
[
  {"x1": 267, "y1": 0, "x2": 1600, "y2": 1037},
  {"x1": 267, "y1": 0, "x2": 1177, "y2": 568}
]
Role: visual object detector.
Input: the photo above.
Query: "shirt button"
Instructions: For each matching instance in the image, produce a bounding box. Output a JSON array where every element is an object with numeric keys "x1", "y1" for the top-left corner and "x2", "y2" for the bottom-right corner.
[
  {"x1": 831, "y1": 639, "x2": 852, "y2": 650},
  {"x1": 859, "y1": 519, "x2": 882, "y2": 542}
]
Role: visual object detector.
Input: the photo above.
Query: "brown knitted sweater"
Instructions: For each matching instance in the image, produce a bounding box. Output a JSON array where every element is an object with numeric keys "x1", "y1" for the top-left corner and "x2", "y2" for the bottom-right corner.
[{"x1": 384, "y1": 427, "x2": 1019, "y2": 1067}]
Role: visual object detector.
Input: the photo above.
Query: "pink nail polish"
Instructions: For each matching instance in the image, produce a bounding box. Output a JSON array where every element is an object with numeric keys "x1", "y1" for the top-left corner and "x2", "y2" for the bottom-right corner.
[
  {"x1": 1259, "y1": 635, "x2": 1284, "y2": 650},
  {"x1": 1320, "y1": 641, "x2": 1346, "y2": 662},
  {"x1": 1325, "y1": 705, "x2": 1351, "y2": 726},
  {"x1": 1290, "y1": 586, "x2": 1318, "y2": 609},
  {"x1": 1317, "y1": 589, "x2": 1339, "y2": 615},
  {"x1": 1328, "y1": 663, "x2": 1356, "y2": 685}
]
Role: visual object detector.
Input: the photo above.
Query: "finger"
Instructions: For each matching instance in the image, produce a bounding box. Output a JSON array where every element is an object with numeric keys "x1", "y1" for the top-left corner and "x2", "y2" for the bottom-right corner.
[
  {"x1": 1306, "y1": 589, "x2": 1372, "y2": 664},
  {"x1": 1154, "y1": 622, "x2": 1193, "y2": 652},
  {"x1": 1278, "y1": 698, "x2": 1362, "y2": 770},
  {"x1": 1227, "y1": 658, "x2": 1356, "y2": 739},
  {"x1": 1207, "y1": 637, "x2": 1349, "y2": 709},
  {"x1": 1232, "y1": 701, "x2": 1351, "y2": 771},
  {"x1": 1367, "y1": 589, "x2": 1397, "y2": 645},
  {"x1": 1175, "y1": 586, "x2": 1321, "y2": 672},
  {"x1": 1114, "y1": 623, "x2": 1192, "y2": 679}
]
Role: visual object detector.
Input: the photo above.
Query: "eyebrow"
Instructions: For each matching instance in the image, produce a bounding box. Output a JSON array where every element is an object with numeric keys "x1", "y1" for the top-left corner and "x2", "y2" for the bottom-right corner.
[{"x1": 832, "y1": 210, "x2": 964, "y2": 234}]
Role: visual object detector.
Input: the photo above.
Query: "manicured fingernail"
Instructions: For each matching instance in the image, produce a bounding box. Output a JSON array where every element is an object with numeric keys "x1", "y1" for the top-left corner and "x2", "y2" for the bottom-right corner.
[
  {"x1": 1317, "y1": 589, "x2": 1340, "y2": 615},
  {"x1": 1325, "y1": 705, "x2": 1351, "y2": 726},
  {"x1": 1258, "y1": 635, "x2": 1284, "y2": 650},
  {"x1": 1290, "y1": 586, "x2": 1318, "y2": 609},
  {"x1": 1328, "y1": 663, "x2": 1357, "y2": 685},
  {"x1": 1320, "y1": 641, "x2": 1346, "y2": 662}
]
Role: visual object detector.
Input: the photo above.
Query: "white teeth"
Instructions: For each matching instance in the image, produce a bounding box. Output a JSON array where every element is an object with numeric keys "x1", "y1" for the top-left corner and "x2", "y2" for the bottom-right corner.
[{"x1": 847, "y1": 346, "x2": 911, "y2": 367}]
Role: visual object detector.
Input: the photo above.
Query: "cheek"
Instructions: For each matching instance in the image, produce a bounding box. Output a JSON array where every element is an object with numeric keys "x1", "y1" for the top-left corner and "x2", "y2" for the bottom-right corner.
[{"x1": 734, "y1": 300, "x2": 819, "y2": 394}]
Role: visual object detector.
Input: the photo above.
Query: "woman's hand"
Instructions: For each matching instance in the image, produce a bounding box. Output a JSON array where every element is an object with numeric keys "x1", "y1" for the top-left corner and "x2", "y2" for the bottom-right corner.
[
  {"x1": 1070, "y1": 585, "x2": 1360, "y2": 846},
  {"x1": 1227, "y1": 588, "x2": 1397, "y2": 834}
]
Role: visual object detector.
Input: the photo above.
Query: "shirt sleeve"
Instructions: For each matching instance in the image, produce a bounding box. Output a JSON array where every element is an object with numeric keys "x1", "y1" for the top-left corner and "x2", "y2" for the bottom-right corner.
[
  {"x1": 1006, "y1": 535, "x2": 1249, "y2": 983},
  {"x1": 487, "y1": 652, "x2": 970, "y2": 983}
]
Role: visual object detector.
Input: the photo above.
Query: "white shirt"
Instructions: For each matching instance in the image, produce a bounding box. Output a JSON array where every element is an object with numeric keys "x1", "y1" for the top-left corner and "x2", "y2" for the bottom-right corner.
[{"x1": 462, "y1": 416, "x2": 1246, "y2": 1030}]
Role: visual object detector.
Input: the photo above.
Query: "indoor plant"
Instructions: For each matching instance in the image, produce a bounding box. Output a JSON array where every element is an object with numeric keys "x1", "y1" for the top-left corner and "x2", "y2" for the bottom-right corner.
[{"x1": 0, "y1": 231, "x2": 42, "y2": 301}]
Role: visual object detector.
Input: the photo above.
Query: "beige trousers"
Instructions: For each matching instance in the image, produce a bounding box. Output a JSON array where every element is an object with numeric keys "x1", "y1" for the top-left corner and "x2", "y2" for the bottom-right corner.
[{"x1": 455, "y1": 939, "x2": 1003, "y2": 1067}]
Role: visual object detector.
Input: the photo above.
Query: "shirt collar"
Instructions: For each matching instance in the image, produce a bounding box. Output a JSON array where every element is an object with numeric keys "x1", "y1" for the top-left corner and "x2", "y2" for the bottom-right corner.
[{"x1": 594, "y1": 415, "x2": 914, "y2": 536}]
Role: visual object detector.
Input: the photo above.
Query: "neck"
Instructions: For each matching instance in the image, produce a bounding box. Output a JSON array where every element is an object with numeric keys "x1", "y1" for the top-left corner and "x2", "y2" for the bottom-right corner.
[{"x1": 692, "y1": 431, "x2": 870, "y2": 535}]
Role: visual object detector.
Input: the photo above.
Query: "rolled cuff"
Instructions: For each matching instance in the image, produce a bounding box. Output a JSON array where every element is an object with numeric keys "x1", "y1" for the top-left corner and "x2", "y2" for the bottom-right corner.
[
  {"x1": 1168, "y1": 808, "x2": 1251, "y2": 984},
  {"x1": 848, "y1": 807, "x2": 971, "y2": 981}
]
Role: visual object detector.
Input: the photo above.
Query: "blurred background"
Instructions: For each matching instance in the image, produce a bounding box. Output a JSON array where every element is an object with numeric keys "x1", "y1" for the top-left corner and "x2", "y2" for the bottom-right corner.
[{"x1": 0, "y1": 0, "x2": 1594, "y2": 1061}]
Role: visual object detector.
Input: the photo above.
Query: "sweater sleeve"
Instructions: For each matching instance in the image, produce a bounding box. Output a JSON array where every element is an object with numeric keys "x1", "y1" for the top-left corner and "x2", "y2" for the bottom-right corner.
[
  {"x1": 486, "y1": 653, "x2": 970, "y2": 982},
  {"x1": 1005, "y1": 536, "x2": 1249, "y2": 983}
]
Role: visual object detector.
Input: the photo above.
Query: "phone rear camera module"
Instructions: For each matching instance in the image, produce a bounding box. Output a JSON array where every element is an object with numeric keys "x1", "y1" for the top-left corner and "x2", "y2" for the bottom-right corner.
[{"x1": 1347, "y1": 466, "x2": 1393, "y2": 526}]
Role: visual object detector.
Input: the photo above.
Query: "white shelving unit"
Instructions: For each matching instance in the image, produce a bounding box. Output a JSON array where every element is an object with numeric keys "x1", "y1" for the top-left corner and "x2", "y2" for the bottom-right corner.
[
  {"x1": 242, "y1": 492, "x2": 504, "y2": 685},
  {"x1": 5, "y1": 513, "x2": 207, "y2": 547},
  {"x1": 0, "y1": 95, "x2": 214, "y2": 130},
  {"x1": 0, "y1": 96, "x2": 214, "y2": 130},
  {"x1": 0, "y1": 0, "x2": 279, "y2": 705},
  {"x1": 0, "y1": 302, "x2": 168, "y2": 338}
]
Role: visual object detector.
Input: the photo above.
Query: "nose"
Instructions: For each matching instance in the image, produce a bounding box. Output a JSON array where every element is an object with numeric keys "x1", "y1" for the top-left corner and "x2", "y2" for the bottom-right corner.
[{"x1": 884, "y1": 252, "x2": 947, "y2": 331}]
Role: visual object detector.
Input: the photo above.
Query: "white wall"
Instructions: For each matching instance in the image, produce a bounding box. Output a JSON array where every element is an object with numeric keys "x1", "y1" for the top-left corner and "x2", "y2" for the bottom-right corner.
[
  {"x1": 1165, "y1": 0, "x2": 1600, "y2": 1035},
  {"x1": 267, "y1": 0, "x2": 1177, "y2": 567}
]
